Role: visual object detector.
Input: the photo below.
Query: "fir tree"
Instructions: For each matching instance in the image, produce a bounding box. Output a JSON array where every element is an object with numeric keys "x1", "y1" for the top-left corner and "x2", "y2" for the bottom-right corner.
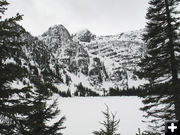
[
  {"x1": 24, "y1": 77, "x2": 66, "y2": 135},
  {"x1": 93, "y1": 105, "x2": 120, "y2": 135},
  {"x1": 76, "y1": 82, "x2": 86, "y2": 96},
  {"x1": 0, "y1": 0, "x2": 33, "y2": 134},
  {"x1": 137, "y1": 0, "x2": 180, "y2": 133},
  {"x1": 67, "y1": 88, "x2": 71, "y2": 97},
  {"x1": 0, "y1": 1, "x2": 66, "y2": 134}
]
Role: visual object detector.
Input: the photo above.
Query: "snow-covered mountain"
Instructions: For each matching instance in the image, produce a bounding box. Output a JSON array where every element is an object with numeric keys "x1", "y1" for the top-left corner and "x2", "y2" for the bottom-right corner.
[
  {"x1": 10, "y1": 24, "x2": 147, "y2": 96},
  {"x1": 32, "y1": 25, "x2": 147, "y2": 95}
]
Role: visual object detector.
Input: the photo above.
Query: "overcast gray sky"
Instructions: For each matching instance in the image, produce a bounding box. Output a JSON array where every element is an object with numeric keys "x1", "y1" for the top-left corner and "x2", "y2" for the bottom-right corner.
[{"x1": 5, "y1": 0, "x2": 149, "y2": 36}]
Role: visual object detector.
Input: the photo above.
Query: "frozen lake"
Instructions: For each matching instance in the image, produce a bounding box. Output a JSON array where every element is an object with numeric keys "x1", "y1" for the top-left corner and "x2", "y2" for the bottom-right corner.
[{"x1": 57, "y1": 96, "x2": 147, "y2": 135}]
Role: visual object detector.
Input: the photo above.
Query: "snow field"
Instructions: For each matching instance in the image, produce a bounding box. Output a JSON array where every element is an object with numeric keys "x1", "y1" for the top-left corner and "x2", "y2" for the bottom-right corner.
[{"x1": 57, "y1": 96, "x2": 147, "y2": 135}]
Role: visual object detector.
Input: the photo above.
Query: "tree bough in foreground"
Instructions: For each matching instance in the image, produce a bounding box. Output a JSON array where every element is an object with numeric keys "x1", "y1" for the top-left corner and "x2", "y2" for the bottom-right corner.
[{"x1": 93, "y1": 105, "x2": 120, "y2": 135}]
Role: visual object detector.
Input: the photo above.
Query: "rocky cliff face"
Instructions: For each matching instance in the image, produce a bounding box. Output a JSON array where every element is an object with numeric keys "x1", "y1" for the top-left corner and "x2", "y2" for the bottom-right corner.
[
  {"x1": 74, "y1": 29, "x2": 147, "y2": 91},
  {"x1": 36, "y1": 25, "x2": 147, "y2": 95},
  {"x1": 39, "y1": 25, "x2": 90, "y2": 76},
  {"x1": 15, "y1": 24, "x2": 147, "y2": 96}
]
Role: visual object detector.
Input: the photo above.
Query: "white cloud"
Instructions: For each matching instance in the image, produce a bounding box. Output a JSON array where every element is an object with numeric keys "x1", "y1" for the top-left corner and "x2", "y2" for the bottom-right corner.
[{"x1": 5, "y1": 0, "x2": 148, "y2": 36}]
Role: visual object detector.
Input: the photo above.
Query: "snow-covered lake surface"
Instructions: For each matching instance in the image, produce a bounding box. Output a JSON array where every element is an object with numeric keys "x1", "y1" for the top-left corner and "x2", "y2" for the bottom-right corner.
[{"x1": 57, "y1": 96, "x2": 147, "y2": 135}]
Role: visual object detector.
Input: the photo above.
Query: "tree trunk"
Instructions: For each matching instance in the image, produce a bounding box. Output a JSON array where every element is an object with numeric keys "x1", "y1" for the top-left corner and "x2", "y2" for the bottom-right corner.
[
  {"x1": 175, "y1": 91, "x2": 180, "y2": 120},
  {"x1": 164, "y1": 0, "x2": 180, "y2": 120}
]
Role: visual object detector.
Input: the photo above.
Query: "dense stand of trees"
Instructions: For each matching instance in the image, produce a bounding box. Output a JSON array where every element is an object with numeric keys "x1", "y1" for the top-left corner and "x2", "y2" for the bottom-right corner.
[
  {"x1": 109, "y1": 87, "x2": 144, "y2": 96},
  {"x1": 74, "y1": 82, "x2": 99, "y2": 96},
  {"x1": 109, "y1": 83, "x2": 178, "y2": 96}
]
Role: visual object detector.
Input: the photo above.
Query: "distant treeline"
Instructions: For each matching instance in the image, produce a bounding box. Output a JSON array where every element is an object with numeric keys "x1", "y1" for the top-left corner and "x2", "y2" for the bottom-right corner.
[
  {"x1": 109, "y1": 82, "x2": 179, "y2": 97},
  {"x1": 58, "y1": 83, "x2": 100, "y2": 97},
  {"x1": 57, "y1": 81, "x2": 180, "y2": 97}
]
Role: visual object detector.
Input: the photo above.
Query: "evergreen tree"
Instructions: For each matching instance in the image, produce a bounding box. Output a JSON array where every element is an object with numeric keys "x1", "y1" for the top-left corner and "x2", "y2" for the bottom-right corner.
[
  {"x1": 76, "y1": 82, "x2": 86, "y2": 96},
  {"x1": 137, "y1": 0, "x2": 180, "y2": 133},
  {"x1": 93, "y1": 106, "x2": 120, "y2": 135},
  {"x1": 67, "y1": 88, "x2": 71, "y2": 97},
  {"x1": 0, "y1": 1, "x2": 66, "y2": 134},
  {"x1": 24, "y1": 77, "x2": 66, "y2": 135},
  {"x1": 0, "y1": 0, "x2": 33, "y2": 134}
]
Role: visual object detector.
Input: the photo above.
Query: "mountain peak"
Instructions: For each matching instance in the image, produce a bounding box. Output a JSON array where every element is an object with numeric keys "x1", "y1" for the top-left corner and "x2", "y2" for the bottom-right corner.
[
  {"x1": 50, "y1": 24, "x2": 66, "y2": 30},
  {"x1": 74, "y1": 29, "x2": 95, "y2": 42},
  {"x1": 41, "y1": 24, "x2": 71, "y2": 41}
]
